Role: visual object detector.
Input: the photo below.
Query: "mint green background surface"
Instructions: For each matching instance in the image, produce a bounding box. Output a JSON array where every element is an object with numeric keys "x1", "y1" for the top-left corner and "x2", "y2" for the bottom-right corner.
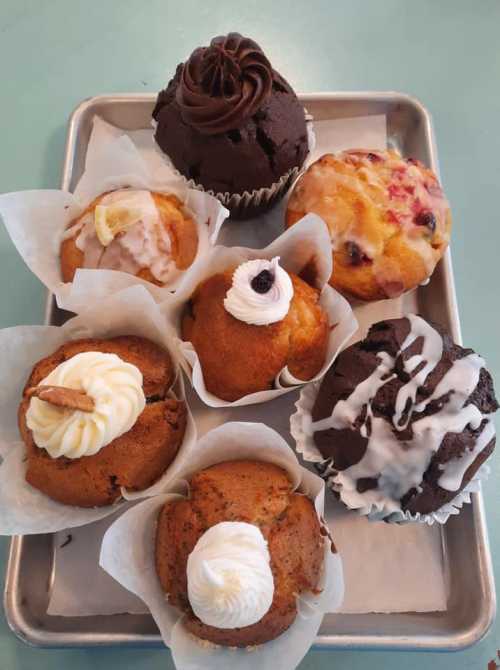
[{"x1": 1, "y1": 1, "x2": 499, "y2": 668}]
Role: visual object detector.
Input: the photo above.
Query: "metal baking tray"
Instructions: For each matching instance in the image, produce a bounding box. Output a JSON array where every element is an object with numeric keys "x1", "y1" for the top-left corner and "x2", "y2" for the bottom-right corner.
[{"x1": 3, "y1": 92, "x2": 496, "y2": 651}]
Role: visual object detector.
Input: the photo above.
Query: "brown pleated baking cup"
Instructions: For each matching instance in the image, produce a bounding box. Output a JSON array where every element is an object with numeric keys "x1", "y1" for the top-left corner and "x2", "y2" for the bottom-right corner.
[{"x1": 151, "y1": 111, "x2": 315, "y2": 220}]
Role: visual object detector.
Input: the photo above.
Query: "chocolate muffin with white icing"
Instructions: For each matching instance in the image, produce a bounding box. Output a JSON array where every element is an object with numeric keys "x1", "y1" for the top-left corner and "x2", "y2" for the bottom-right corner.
[
  {"x1": 153, "y1": 33, "x2": 309, "y2": 218},
  {"x1": 311, "y1": 315, "x2": 498, "y2": 516}
]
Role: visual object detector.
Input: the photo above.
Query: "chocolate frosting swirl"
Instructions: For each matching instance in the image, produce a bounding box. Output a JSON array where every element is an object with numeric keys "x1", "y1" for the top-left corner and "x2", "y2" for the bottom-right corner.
[{"x1": 176, "y1": 33, "x2": 273, "y2": 135}]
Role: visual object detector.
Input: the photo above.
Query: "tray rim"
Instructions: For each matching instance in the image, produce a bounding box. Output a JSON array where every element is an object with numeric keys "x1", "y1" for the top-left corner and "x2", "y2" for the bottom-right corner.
[{"x1": 3, "y1": 91, "x2": 496, "y2": 651}]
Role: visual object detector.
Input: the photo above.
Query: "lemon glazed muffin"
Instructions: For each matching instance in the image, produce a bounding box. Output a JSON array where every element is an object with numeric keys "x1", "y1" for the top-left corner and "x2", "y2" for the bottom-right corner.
[
  {"x1": 310, "y1": 316, "x2": 498, "y2": 516},
  {"x1": 155, "y1": 460, "x2": 324, "y2": 647},
  {"x1": 182, "y1": 257, "x2": 329, "y2": 401},
  {"x1": 18, "y1": 336, "x2": 187, "y2": 507},
  {"x1": 60, "y1": 189, "x2": 198, "y2": 286},
  {"x1": 286, "y1": 150, "x2": 451, "y2": 301}
]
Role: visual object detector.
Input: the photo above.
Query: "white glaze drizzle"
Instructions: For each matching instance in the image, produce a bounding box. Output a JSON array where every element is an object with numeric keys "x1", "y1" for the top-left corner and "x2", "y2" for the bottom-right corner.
[
  {"x1": 64, "y1": 190, "x2": 182, "y2": 284},
  {"x1": 311, "y1": 315, "x2": 495, "y2": 507}
]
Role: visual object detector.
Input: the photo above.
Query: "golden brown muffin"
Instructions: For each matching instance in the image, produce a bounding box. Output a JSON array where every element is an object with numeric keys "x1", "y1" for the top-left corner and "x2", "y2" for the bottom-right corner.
[
  {"x1": 155, "y1": 460, "x2": 324, "y2": 647},
  {"x1": 182, "y1": 269, "x2": 329, "y2": 401},
  {"x1": 60, "y1": 190, "x2": 199, "y2": 285},
  {"x1": 18, "y1": 336, "x2": 187, "y2": 508},
  {"x1": 286, "y1": 150, "x2": 452, "y2": 301}
]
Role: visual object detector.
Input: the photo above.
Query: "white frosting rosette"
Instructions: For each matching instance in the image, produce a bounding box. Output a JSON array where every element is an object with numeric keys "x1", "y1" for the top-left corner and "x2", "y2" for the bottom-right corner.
[
  {"x1": 0, "y1": 116, "x2": 229, "y2": 309},
  {"x1": 290, "y1": 315, "x2": 494, "y2": 526},
  {"x1": 161, "y1": 214, "x2": 358, "y2": 407},
  {"x1": 0, "y1": 285, "x2": 196, "y2": 535},
  {"x1": 100, "y1": 422, "x2": 344, "y2": 670}
]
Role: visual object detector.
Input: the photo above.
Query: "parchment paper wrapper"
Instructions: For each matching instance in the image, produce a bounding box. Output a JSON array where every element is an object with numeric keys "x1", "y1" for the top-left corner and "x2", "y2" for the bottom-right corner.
[
  {"x1": 0, "y1": 115, "x2": 229, "y2": 309},
  {"x1": 158, "y1": 214, "x2": 358, "y2": 407},
  {"x1": 0, "y1": 285, "x2": 196, "y2": 535},
  {"x1": 100, "y1": 422, "x2": 344, "y2": 670},
  {"x1": 290, "y1": 380, "x2": 490, "y2": 525},
  {"x1": 151, "y1": 110, "x2": 316, "y2": 220}
]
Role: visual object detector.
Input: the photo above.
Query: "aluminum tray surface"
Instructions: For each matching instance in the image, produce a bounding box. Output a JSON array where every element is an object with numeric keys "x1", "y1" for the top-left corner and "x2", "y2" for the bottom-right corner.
[{"x1": 3, "y1": 92, "x2": 496, "y2": 651}]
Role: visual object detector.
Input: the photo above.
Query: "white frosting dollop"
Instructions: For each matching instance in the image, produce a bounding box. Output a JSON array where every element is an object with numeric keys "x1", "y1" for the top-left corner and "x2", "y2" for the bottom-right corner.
[
  {"x1": 223, "y1": 257, "x2": 294, "y2": 326},
  {"x1": 187, "y1": 521, "x2": 274, "y2": 629},
  {"x1": 26, "y1": 352, "x2": 146, "y2": 459}
]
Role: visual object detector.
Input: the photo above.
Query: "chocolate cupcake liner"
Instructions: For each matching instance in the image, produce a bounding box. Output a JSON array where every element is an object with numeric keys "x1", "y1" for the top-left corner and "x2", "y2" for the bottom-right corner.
[
  {"x1": 0, "y1": 285, "x2": 196, "y2": 535},
  {"x1": 161, "y1": 214, "x2": 358, "y2": 408},
  {"x1": 100, "y1": 422, "x2": 344, "y2": 670},
  {"x1": 150, "y1": 109, "x2": 315, "y2": 219},
  {"x1": 290, "y1": 380, "x2": 490, "y2": 526},
  {"x1": 0, "y1": 116, "x2": 229, "y2": 313}
]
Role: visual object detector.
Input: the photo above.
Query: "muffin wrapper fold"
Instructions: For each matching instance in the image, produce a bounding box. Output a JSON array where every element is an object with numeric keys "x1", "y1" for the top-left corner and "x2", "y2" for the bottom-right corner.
[
  {"x1": 151, "y1": 110, "x2": 316, "y2": 218},
  {"x1": 160, "y1": 214, "x2": 358, "y2": 407},
  {"x1": 290, "y1": 380, "x2": 490, "y2": 525},
  {"x1": 0, "y1": 116, "x2": 229, "y2": 310},
  {"x1": 100, "y1": 421, "x2": 344, "y2": 670},
  {"x1": 0, "y1": 285, "x2": 196, "y2": 535}
]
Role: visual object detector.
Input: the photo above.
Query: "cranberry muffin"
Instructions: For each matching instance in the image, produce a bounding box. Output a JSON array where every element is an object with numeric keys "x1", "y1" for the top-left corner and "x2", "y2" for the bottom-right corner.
[{"x1": 286, "y1": 150, "x2": 451, "y2": 301}]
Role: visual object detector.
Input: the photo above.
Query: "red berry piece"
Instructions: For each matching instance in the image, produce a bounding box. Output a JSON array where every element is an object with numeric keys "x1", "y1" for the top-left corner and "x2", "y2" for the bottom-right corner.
[
  {"x1": 415, "y1": 210, "x2": 436, "y2": 232},
  {"x1": 345, "y1": 241, "x2": 370, "y2": 266}
]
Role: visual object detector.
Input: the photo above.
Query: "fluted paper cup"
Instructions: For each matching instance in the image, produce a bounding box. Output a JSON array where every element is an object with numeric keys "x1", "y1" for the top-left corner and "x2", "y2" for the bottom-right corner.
[{"x1": 100, "y1": 422, "x2": 344, "y2": 670}]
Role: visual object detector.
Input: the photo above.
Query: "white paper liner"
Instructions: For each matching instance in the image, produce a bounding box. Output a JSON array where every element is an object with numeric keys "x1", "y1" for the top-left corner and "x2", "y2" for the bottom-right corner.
[
  {"x1": 290, "y1": 379, "x2": 491, "y2": 525},
  {"x1": 0, "y1": 115, "x2": 229, "y2": 311},
  {"x1": 157, "y1": 214, "x2": 358, "y2": 407},
  {"x1": 150, "y1": 109, "x2": 316, "y2": 217},
  {"x1": 100, "y1": 422, "x2": 344, "y2": 670},
  {"x1": 0, "y1": 285, "x2": 196, "y2": 535}
]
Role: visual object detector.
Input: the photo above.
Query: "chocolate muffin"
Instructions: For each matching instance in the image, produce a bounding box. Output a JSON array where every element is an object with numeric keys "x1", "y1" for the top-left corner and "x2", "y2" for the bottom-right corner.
[
  {"x1": 153, "y1": 33, "x2": 308, "y2": 218},
  {"x1": 18, "y1": 336, "x2": 187, "y2": 508},
  {"x1": 155, "y1": 460, "x2": 324, "y2": 647},
  {"x1": 310, "y1": 315, "x2": 498, "y2": 516}
]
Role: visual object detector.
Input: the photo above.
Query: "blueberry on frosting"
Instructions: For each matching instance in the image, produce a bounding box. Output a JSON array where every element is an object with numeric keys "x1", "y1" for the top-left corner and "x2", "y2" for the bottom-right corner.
[{"x1": 224, "y1": 257, "x2": 294, "y2": 326}]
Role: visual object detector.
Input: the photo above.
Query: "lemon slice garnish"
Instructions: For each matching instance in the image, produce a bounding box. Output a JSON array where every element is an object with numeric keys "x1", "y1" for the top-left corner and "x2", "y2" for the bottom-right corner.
[{"x1": 94, "y1": 205, "x2": 143, "y2": 247}]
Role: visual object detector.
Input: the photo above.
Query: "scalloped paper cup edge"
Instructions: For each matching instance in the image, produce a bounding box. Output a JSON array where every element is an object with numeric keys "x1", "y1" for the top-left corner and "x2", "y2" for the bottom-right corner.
[
  {"x1": 290, "y1": 380, "x2": 491, "y2": 526},
  {"x1": 151, "y1": 109, "x2": 315, "y2": 215}
]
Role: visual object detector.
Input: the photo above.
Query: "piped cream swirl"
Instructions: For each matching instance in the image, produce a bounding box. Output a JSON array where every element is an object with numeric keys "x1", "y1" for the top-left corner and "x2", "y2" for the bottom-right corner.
[
  {"x1": 223, "y1": 256, "x2": 294, "y2": 326},
  {"x1": 26, "y1": 352, "x2": 146, "y2": 459},
  {"x1": 187, "y1": 521, "x2": 274, "y2": 629}
]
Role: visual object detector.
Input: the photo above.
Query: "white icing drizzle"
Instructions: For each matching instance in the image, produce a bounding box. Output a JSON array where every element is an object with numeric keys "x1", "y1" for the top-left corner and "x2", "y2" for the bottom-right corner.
[
  {"x1": 393, "y1": 314, "x2": 443, "y2": 429},
  {"x1": 311, "y1": 315, "x2": 495, "y2": 508},
  {"x1": 64, "y1": 190, "x2": 182, "y2": 285},
  {"x1": 438, "y1": 420, "x2": 495, "y2": 491},
  {"x1": 223, "y1": 257, "x2": 294, "y2": 326}
]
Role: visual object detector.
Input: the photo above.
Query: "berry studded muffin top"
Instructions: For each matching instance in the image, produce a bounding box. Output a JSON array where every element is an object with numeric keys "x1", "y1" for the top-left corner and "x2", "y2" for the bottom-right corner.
[{"x1": 286, "y1": 149, "x2": 451, "y2": 301}]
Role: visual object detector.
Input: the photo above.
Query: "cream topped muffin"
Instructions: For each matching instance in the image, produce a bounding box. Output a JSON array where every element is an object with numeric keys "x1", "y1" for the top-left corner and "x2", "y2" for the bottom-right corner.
[
  {"x1": 155, "y1": 460, "x2": 324, "y2": 646},
  {"x1": 18, "y1": 336, "x2": 187, "y2": 507},
  {"x1": 182, "y1": 257, "x2": 328, "y2": 401}
]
